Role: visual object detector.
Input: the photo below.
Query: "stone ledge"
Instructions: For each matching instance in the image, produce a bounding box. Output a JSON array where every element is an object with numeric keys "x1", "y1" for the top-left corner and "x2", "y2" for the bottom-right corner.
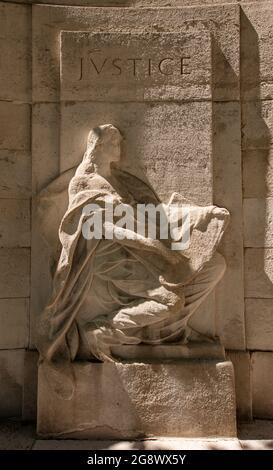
[
  {"x1": 37, "y1": 360, "x2": 237, "y2": 439},
  {"x1": 111, "y1": 341, "x2": 226, "y2": 361}
]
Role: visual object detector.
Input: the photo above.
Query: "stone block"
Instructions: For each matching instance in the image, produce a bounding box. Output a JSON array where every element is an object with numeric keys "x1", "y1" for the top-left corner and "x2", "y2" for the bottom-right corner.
[
  {"x1": 241, "y1": 1, "x2": 273, "y2": 100},
  {"x1": 252, "y1": 352, "x2": 273, "y2": 419},
  {"x1": 212, "y1": 102, "x2": 245, "y2": 350},
  {"x1": 0, "y1": 349, "x2": 24, "y2": 417},
  {"x1": 61, "y1": 31, "x2": 211, "y2": 102},
  {"x1": 0, "y1": 3, "x2": 31, "y2": 102},
  {"x1": 0, "y1": 199, "x2": 30, "y2": 248},
  {"x1": 0, "y1": 248, "x2": 30, "y2": 298},
  {"x1": 22, "y1": 351, "x2": 38, "y2": 422},
  {"x1": 243, "y1": 148, "x2": 273, "y2": 198},
  {"x1": 0, "y1": 151, "x2": 31, "y2": 199},
  {"x1": 32, "y1": 103, "x2": 60, "y2": 194},
  {"x1": 37, "y1": 360, "x2": 236, "y2": 438},
  {"x1": 32, "y1": 3, "x2": 239, "y2": 102},
  {"x1": 0, "y1": 102, "x2": 30, "y2": 151},
  {"x1": 245, "y1": 298, "x2": 273, "y2": 351},
  {"x1": 60, "y1": 101, "x2": 213, "y2": 205},
  {"x1": 244, "y1": 248, "x2": 273, "y2": 298},
  {"x1": 244, "y1": 198, "x2": 273, "y2": 247},
  {"x1": 0, "y1": 298, "x2": 29, "y2": 349},
  {"x1": 226, "y1": 351, "x2": 252, "y2": 421}
]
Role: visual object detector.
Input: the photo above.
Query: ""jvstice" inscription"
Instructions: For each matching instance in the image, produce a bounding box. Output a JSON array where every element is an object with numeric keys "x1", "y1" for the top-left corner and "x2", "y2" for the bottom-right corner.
[
  {"x1": 61, "y1": 31, "x2": 211, "y2": 101},
  {"x1": 77, "y1": 52, "x2": 191, "y2": 80}
]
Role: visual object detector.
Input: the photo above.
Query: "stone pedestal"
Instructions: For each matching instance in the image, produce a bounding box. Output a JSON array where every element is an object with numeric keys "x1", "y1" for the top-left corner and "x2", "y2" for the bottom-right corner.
[{"x1": 37, "y1": 359, "x2": 237, "y2": 439}]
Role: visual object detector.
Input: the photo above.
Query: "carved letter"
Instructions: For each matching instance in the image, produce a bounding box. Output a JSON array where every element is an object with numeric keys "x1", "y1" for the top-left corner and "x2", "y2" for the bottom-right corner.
[
  {"x1": 112, "y1": 58, "x2": 122, "y2": 76},
  {"x1": 78, "y1": 58, "x2": 84, "y2": 81},
  {"x1": 181, "y1": 57, "x2": 191, "y2": 75},
  {"x1": 127, "y1": 58, "x2": 142, "y2": 76},
  {"x1": 89, "y1": 54, "x2": 108, "y2": 75},
  {"x1": 158, "y1": 58, "x2": 174, "y2": 76}
]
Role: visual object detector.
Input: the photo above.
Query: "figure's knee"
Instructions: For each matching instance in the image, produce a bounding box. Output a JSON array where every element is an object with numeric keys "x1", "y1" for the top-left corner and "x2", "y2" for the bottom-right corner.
[{"x1": 211, "y1": 252, "x2": 226, "y2": 282}]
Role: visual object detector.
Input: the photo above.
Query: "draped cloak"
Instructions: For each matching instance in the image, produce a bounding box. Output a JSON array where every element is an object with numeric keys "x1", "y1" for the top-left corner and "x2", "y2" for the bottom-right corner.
[{"x1": 36, "y1": 166, "x2": 229, "y2": 398}]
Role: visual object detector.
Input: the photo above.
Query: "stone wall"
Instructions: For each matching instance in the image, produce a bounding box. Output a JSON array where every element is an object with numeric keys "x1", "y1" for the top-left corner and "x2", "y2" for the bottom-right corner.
[{"x1": 0, "y1": 0, "x2": 272, "y2": 423}]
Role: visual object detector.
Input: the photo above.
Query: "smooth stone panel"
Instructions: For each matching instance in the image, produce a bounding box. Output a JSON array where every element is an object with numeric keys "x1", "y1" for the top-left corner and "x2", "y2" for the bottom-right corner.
[
  {"x1": 0, "y1": 151, "x2": 31, "y2": 199},
  {"x1": 244, "y1": 198, "x2": 273, "y2": 247},
  {"x1": 60, "y1": 101, "x2": 213, "y2": 205},
  {"x1": 227, "y1": 351, "x2": 252, "y2": 421},
  {"x1": 0, "y1": 298, "x2": 29, "y2": 349},
  {"x1": 242, "y1": 100, "x2": 273, "y2": 150},
  {"x1": 0, "y1": 248, "x2": 30, "y2": 298},
  {"x1": 0, "y1": 102, "x2": 30, "y2": 151},
  {"x1": 0, "y1": 199, "x2": 30, "y2": 248},
  {"x1": 32, "y1": 4, "x2": 239, "y2": 102},
  {"x1": 0, "y1": 3, "x2": 31, "y2": 102},
  {"x1": 252, "y1": 352, "x2": 273, "y2": 419},
  {"x1": 37, "y1": 361, "x2": 237, "y2": 438},
  {"x1": 61, "y1": 31, "x2": 211, "y2": 102},
  {"x1": 212, "y1": 102, "x2": 245, "y2": 349},
  {"x1": 245, "y1": 298, "x2": 273, "y2": 351},
  {"x1": 0, "y1": 349, "x2": 24, "y2": 417},
  {"x1": 244, "y1": 248, "x2": 273, "y2": 298},
  {"x1": 243, "y1": 148, "x2": 273, "y2": 198},
  {"x1": 241, "y1": 1, "x2": 273, "y2": 100}
]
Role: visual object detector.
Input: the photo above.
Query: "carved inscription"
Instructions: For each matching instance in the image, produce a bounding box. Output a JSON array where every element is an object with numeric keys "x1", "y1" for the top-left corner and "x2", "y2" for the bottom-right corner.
[
  {"x1": 77, "y1": 53, "x2": 191, "y2": 80},
  {"x1": 61, "y1": 32, "x2": 211, "y2": 101}
]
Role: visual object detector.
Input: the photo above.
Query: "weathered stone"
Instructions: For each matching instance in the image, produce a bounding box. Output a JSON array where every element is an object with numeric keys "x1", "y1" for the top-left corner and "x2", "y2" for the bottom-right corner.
[
  {"x1": 252, "y1": 352, "x2": 273, "y2": 419},
  {"x1": 32, "y1": 3, "x2": 239, "y2": 102},
  {"x1": 212, "y1": 102, "x2": 245, "y2": 350},
  {"x1": 242, "y1": 100, "x2": 273, "y2": 150},
  {"x1": 22, "y1": 351, "x2": 38, "y2": 422},
  {"x1": 0, "y1": 350, "x2": 24, "y2": 418},
  {"x1": 0, "y1": 248, "x2": 30, "y2": 298},
  {"x1": 244, "y1": 198, "x2": 273, "y2": 247},
  {"x1": 3, "y1": 0, "x2": 240, "y2": 6},
  {"x1": 37, "y1": 361, "x2": 237, "y2": 438},
  {"x1": 245, "y1": 298, "x2": 273, "y2": 351},
  {"x1": 0, "y1": 299, "x2": 29, "y2": 349},
  {"x1": 61, "y1": 31, "x2": 211, "y2": 102},
  {"x1": 0, "y1": 421, "x2": 35, "y2": 450},
  {"x1": 241, "y1": 1, "x2": 273, "y2": 100},
  {"x1": 0, "y1": 151, "x2": 31, "y2": 199},
  {"x1": 243, "y1": 148, "x2": 273, "y2": 198},
  {"x1": 0, "y1": 3, "x2": 31, "y2": 102},
  {"x1": 60, "y1": 101, "x2": 213, "y2": 205},
  {"x1": 32, "y1": 104, "x2": 60, "y2": 193},
  {"x1": 0, "y1": 102, "x2": 30, "y2": 151},
  {"x1": 0, "y1": 199, "x2": 30, "y2": 248},
  {"x1": 227, "y1": 351, "x2": 252, "y2": 421},
  {"x1": 245, "y1": 248, "x2": 273, "y2": 298}
]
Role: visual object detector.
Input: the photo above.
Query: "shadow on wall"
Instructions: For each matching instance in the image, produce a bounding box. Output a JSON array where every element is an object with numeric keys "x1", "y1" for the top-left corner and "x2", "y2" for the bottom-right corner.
[{"x1": 240, "y1": 8, "x2": 272, "y2": 421}]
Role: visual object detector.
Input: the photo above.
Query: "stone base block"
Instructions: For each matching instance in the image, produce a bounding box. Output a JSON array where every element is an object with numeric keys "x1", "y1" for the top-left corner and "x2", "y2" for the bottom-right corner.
[{"x1": 37, "y1": 360, "x2": 237, "y2": 439}]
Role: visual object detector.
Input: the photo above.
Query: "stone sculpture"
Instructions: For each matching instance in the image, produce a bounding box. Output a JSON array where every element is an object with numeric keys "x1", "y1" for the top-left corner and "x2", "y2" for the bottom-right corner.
[{"x1": 37, "y1": 124, "x2": 229, "y2": 371}]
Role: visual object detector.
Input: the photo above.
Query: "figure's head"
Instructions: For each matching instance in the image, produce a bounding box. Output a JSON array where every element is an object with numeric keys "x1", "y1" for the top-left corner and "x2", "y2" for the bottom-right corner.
[{"x1": 86, "y1": 124, "x2": 122, "y2": 168}]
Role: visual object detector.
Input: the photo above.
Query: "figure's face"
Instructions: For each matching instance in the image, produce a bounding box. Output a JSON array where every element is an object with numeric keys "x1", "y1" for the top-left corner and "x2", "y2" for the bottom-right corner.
[
  {"x1": 110, "y1": 135, "x2": 122, "y2": 163},
  {"x1": 95, "y1": 133, "x2": 121, "y2": 166}
]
